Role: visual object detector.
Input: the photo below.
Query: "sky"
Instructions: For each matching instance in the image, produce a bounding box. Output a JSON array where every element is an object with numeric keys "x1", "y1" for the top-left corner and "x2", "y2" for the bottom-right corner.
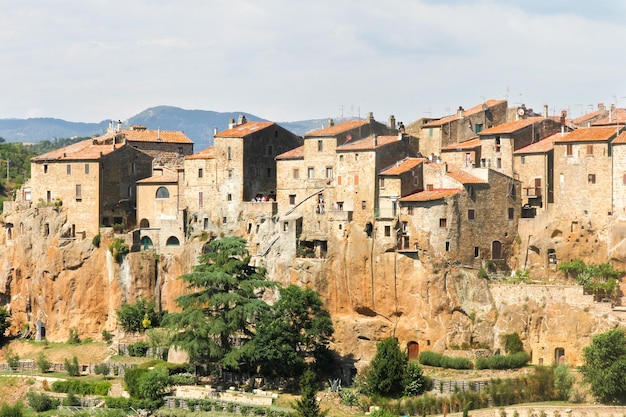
[{"x1": 1, "y1": 0, "x2": 626, "y2": 125}]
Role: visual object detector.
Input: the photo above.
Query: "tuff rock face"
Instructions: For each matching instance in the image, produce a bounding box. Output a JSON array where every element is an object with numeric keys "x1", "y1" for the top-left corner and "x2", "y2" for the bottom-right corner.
[{"x1": 0, "y1": 206, "x2": 622, "y2": 367}]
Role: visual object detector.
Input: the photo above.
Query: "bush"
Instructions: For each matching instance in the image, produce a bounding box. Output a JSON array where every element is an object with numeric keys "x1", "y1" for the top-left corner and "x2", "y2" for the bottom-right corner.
[
  {"x1": 502, "y1": 333, "x2": 524, "y2": 354},
  {"x1": 475, "y1": 352, "x2": 530, "y2": 370},
  {"x1": 63, "y1": 390, "x2": 81, "y2": 406},
  {"x1": 403, "y1": 361, "x2": 428, "y2": 396},
  {"x1": 102, "y1": 330, "x2": 114, "y2": 343},
  {"x1": 36, "y1": 352, "x2": 51, "y2": 373},
  {"x1": 92, "y1": 234, "x2": 101, "y2": 248},
  {"x1": 26, "y1": 391, "x2": 59, "y2": 412},
  {"x1": 0, "y1": 403, "x2": 23, "y2": 417},
  {"x1": 128, "y1": 341, "x2": 150, "y2": 357},
  {"x1": 169, "y1": 372, "x2": 196, "y2": 386},
  {"x1": 95, "y1": 363, "x2": 110, "y2": 378},
  {"x1": 418, "y1": 351, "x2": 473, "y2": 369},
  {"x1": 109, "y1": 238, "x2": 129, "y2": 263},
  {"x1": 52, "y1": 379, "x2": 111, "y2": 395},
  {"x1": 5, "y1": 348, "x2": 20, "y2": 371},
  {"x1": 67, "y1": 328, "x2": 81, "y2": 344},
  {"x1": 64, "y1": 356, "x2": 80, "y2": 376}
]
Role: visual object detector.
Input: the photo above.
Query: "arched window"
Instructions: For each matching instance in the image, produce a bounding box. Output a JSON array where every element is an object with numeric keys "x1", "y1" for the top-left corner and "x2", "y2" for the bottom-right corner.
[
  {"x1": 156, "y1": 187, "x2": 170, "y2": 199},
  {"x1": 491, "y1": 240, "x2": 502, "y2": 259},
  {"x1": 166, "y1": 236, "x2": 180, "y2": 246},
  {"x1": 141, "y1": 236, "x2": 154, "y2": 250},
  {"x1": 139, "y1": 219, "x2": 150, "y2": 228}
]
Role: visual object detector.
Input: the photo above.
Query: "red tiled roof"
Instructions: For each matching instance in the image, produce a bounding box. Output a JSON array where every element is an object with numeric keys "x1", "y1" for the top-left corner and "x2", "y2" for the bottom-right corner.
[
  {"x1": 113, "y1": 128, "x2": 193, "y2": 144},
  {"x1": 479, "y1": 117, "x2": 543, "y2": 135},
  {"x1": 612, "y1": 131, "x2": 626, "y2": 144},
  {"x1": 216, "y1": 121, "x2": 275, "y2": 138},
  {"x1": 186, "y1": 146, "x2": 214, "y2": 160},
  {"x1": 422, "y1": 99, "x2": 506, "y2": 128},
  {"x1": 379, "y1": 158, "x2": 427, "y2": 175},
  {"x1": 445, "y1": 167, "x2": 487, "y2": 184},
  {"x1": 31, "y1": 138, "x2": 120, "y2": 162},
  {"x1": 337, "y1": 135, "x2": 400, "y2": 151},
  {"x1": 514, "y1": 134, "x2": 557, "y2": 154},
  {"x1": 276, "y1": 145, "x2": 304, "y2": 159},
  {"x1": 441, "y1": 137, "x2": 481, "y2": 151},
  {"x1": 591, "y1": 108, "x2": 626, "y2": 126},
  {"x1": 137, "y1": 170, "x2": 178, "y2": 184},
  {"x1": 304, "y1": 119, "x2": 369, "y2": 137},
  {"x1": 554, "y1": 126, "x2": 618, "y2": 143},
  {"x1": 573, "y1": 109, "x2": 607, "y2": 125},
  {"x1": 400, "y1": 188, "x2": 460, "y2": 202}
]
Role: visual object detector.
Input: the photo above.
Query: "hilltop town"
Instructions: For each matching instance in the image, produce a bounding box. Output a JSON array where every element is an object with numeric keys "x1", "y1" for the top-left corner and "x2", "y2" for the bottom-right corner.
[{"x1": 1, "y1": 100, "x2": 626, "y2": 369}]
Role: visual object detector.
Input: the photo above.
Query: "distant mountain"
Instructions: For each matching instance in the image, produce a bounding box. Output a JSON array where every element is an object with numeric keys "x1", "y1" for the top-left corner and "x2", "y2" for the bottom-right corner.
[{"x1": 0, "y1": 106, "x2": 329, "y2": 151}]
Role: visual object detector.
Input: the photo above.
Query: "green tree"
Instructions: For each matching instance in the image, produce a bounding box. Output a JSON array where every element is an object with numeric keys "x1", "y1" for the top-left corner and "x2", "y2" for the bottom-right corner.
[
  {"x1": 403, "y1": 361, "x2": 427, "y2": 396},
  {"x1": 502, "y1": 332, "x2": 524, "y2": 354},
  {"x1": 366, "y1": 337, "x2": 407, "y2": 397},
  {"x1": 293, "y1": 369, "x2": 326, "y2": 417},
  {"x1": 580, "y1": 328, "x2": 626, "y2": 403},
  {"x1": 254, "y1": 285, "x2": 334, "y2": 378},
  {"x1": 116, "y1": 298, "x2": 162, "y2": 333},
  {"x1": 64, "y1": 356, "x2": 80, "y2": 377},
  {"x1": 5, "y1": 348, "x2": 19, "y2": 371},
  {"x1": 36, "y1": 352, "x2": 51, "y2": 373},
  {"x1": 165, "y1": 236, "x2": 274, "y2": 370},
  {"x1": 554, "y1": 364, "x2": 574, "y2": 401},
  {"x1": 0, "y1": 307, "x2": 11, "y2": 342},
  {"x1": 94, "y1": 363, "x2": 110, "y2": 379},
  {"x1": 137, "y1": 367, "x2": 171, "y2": 401}
]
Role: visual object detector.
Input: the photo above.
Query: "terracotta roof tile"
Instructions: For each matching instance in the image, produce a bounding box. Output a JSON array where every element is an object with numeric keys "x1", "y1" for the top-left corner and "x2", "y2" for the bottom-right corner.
[
  {"x1": 441, "y1": 137, "x2": 481, "y2": 151},
  {"x1": 379, "y1": 158, "x2": 427, "y2": 175},
  {"x1": 443, "y1": 166, "x2": 487, "y2": 184},
  {"x1": 111, "y1": 128, "x2": 193, "y2": 144},
  {"x1": 554, "y1": 126, "x2": 618, "y2": 143},
  {"x1": 479, "y1": 117, "x2": 543, "y2": 135},
  {"x1": 592, "y1": 108, "x2": 626, "y2": 126},
  {"x1": 304, "y1": 119, "x2": 369, "y2": 137},
  {"x1": 215, "y1": 121, "x2": 275, "y2": 138},
  {"x1": 400, "y1": 188, "x2": 461, "y2": 202},
  {"x1": 337, "y1": 135, "x2": 400, "y2": 151},
  {"x1": 186, "y1": 146, "x2": 214, "y2": 160},
  {"x1": 276, "y1": 145, "x2": 304, "y2": 159},
  {"x1": 514, "y1": 134, "x2": 557, "y2": 154},
  {"x1": 612, "y1": 131, "x2": 626, "y2": 144},
  {"x1": 31, "y1": 138, "x2": 120, "y2": 162},
  {"x1": 573, "y1": 109, "x2": 607, "y2": 125},
  {"x1": 422, "y1": 99, "x2": 506, "y2": 128}
]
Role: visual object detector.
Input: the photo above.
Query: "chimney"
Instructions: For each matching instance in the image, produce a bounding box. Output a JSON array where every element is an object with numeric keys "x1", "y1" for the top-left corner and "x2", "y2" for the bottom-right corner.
[
  {"x1": 213, "y1": 126, "x2": 218, "y2": 136},
  {"x1": 543, "y1": 104, "x2": 548, "y2": 118},
  {"x1": 373, "y1": 134, "x2": 377, "y2": 147},
  {"x1": 117, "y1": 120, "x2": 122, "y2": 132},
  {"x1": 157, "y1": 128, "x2": 161, "y2": 141},
  {"x1": 328, "y1": 118, "x2": 334, "y2": 127},
  {"x1": 107, "y1": 120, "x2": 113, "y2": 134},
  {"x1": 228, "y1": 118, "x2": 236, "y2": 129},
  {"x1": 598, "y1": 102, "x2": 606, "y2": 111},
  {"x1": 238, "y1": 114, "x2": 247, "y2": 125},
  {"x1": 560, "y1": 110, "x2": 567, "y2": 125},
  {"x1": 441, "y1": 162, "x2": 448, "y2": 174},
  {"x1": 367, "y1": 112, "x2": 374, "y2": 123},
  {"x1": 457, "y1": 106, "x2": 464, "y2": 118},
  {"x1": 388, "y1": 115, "x2": 396, "y2": 130},
  {"x1": 426, "y1": 184, "x2": 434, "y2": 191}
]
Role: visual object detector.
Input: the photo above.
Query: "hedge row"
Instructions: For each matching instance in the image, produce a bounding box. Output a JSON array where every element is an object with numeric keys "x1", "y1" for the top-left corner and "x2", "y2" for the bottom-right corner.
[
  {"x1": 51, "y1": 379, "x2": 111, "y2": 396},
  {"x1": 475, "y1": 351, "x2": 531, "y2": 370},
  {"x1": 418, "y1": 351, "x2": 473, "y2": 369}
]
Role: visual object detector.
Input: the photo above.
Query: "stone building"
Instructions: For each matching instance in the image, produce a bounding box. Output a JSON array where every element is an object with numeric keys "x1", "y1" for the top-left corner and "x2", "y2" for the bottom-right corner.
[
  {"x1": 513, "y1": 133, "x2": 558, "y2": 212},
  {"x1": 420, "y1": 99, "x2": 508, "y2": 160},
  {"x1": 181, "y1": 117, "x2": 302, "y2": 237},
  {"x1": 479, "y1": 117, "x2": 563, "y2": 177},
  {"x1": 30, "y1": 137, "x2": 154, "y2": 237},
  {"x1": 136, "y1": 166, "x2": 184, "y2": 251},
  {"x1": 553, "y1": 126, "x2": 622, "y2": 224},
  {"x1": 399, "y1": 163, "x2": 521, "y2": 265},
  {"x1": 439, "y1": 137, "x2": 482, "y2": 168}
]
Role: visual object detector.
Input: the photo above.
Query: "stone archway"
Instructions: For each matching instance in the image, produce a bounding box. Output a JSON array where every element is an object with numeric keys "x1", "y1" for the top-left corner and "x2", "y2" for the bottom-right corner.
[
  {"x1": 491, "y1": 240, "x2": 502, "y2": 259},
  {"x1": 407, "y1": 341, "x2": 420, "y2": 361}
]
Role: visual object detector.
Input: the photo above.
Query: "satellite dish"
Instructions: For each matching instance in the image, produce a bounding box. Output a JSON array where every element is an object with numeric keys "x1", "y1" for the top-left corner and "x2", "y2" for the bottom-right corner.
[{"x1": 517, "y1": 107, "x2": 526, "y2": 116}]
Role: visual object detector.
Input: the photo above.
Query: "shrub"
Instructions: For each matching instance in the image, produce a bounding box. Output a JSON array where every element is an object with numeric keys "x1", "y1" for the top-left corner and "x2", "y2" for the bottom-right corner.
[
  {"x1": 63, "y1": 390, "x2": 81, "y2": 406},
  {"x1": 5, "y1": 348, "x2": 20, "y2": 371},
  {"x1": 418, "y1": 351, "x2": 473, "y2": 369},
  {"x1": 104, "y1": 396, "x2": 130, "y2": 409},
  {"x1": 554, "y1": 364, "x2": 574, "y2": 401},
  {"x1": 128, "y1": 341, "x2": 150, "y2": 357},
  {"x1": 92, "y1": 234, "x2": 101, "y2": 248},
  {"x1": 52, "y1": 379, "x2": 111, "y2": 395},
  {"x1": 36, "y1": 352, "x2": 51, "y2": 373},
  {"x1": 109, "y1": 238, "x2": 129, "y2": 263},
  {"x1": 26, "y1": 391, "x2": 59, "y2": 412},
  {"x1": 403, "y1": 361, "x2": 428, "y2": 396},
  {"x1": 64, "y1": 356, "x2": 80, "y2": 377},
  {"x1": 0, "y1": 403, "x2": 23, "y2": 417},
  {"x1": 169, "y1": 372, "x2": 196, "y2": 386},
  {"x1": 95, "y1": 363, "x2": 110, "y2": 378},
  {"x1": 502, "y1": 333, "x2": 524, "y2": 354},
  {"x1": 67, "y1": 328, "x2": 81, "y2": 344},
  {"x1": 102, "y1": 329, "x2": 114, "y2": 343},
  {"x1": 475, "y1": 352, "x2": 531, "y2": 370}
]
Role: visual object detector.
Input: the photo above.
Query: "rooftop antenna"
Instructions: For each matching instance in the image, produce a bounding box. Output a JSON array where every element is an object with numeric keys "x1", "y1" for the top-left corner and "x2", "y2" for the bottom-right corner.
[
  {"x1": 424, "y1": 107, "x2": 432, "y2": 117},
  {"x1": 504, "y1": 86, "x2": 510, "y2": 101}
]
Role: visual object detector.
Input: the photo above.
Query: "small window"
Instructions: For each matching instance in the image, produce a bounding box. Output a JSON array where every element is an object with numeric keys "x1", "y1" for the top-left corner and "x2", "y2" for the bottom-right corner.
[
  {"x1": 355, "y1": 153, "x2": 359, "y2": 161},
  {"x1": 508, "y1": 207, "x2": 515, "y2": 220},
  {"x1": 198, "y1": 168, "x2": 203, "y2": 178},
  {"x1": 228, "y1": 169, "x2": 233, "y2": 179},
  {"x1": 474, "y1": 247, "x2": 480, "y2": 258},
  {"x1": 354, "y1": 174, "x2": 359, "y2": 185},
  {"x1": 588, "y1": 174, "x2": 596, "y2": 184},
  {"x1": 268, "y1": 145, "x2": 273, "y2": 155},
  {"x1": 468, "y1": 186, "x2": 475, "y2": 198},
  {"x1": 227, "y1": 146, "x2": 232, "y2": 160},
  {"x1": 474, "y1": 123, "x2": 482, "y2": 133},
  {"x1": 66, "y1": 164, "x2": 71, "y2": 175},
  {"x1": 380, "y1": 178, "x2": 385, "y2": 189},
  {"x1": 283, "y1": 221, "x2": 288, "y2": 232},
  {"x1": 132, "y1": 163, "x2": 136, "y2": 173},
  {"x1": 156, "y1": 186, "x2": 169, "y2": 199},
  {"x1": 468, "y1": 209, "x2": 475, "y2": 220},
  {"x1": 566, "y1": 144, "x2": 573, "y2": 156},
  {"x1": 43, "y1": 164, "x2": 48, "y2": 174},
  {"x1": 178, "y1": 147, "x2": 183, "y2": 153},
  {"x1": 293, "y1": 168, "x2": 299, "y2": 179},
  {"x1": 623, "y1": 173, "x2": 626, "y2": 186},
  {"x1": 128, "y1": 186, "x2": 133, "y2": 197},
  {"x1": 407, "y1": 205, "x2": 414, "y2": 215},
  {"x1": 289, "y1": 194, "x2": 296, "y2": 205},
  {"x1": 318, "y1": 140, "x2": 323, "y2": 152},
  {"x1": 337, "y1": 176, "x2": 342, "y2": 185},
  {"x1": 308, "y1": 167, "x2": 315, "y2": 180},
  {"x1": 521, "y1": 156, "x2": 525, "y2": 164},
  {"x1": 85, "y1": 164, "x2": 90, "y2": 174},
  {"x1": 337, "y1": 201, "x2": 344, "y2": 210},
  {"x1": 445, "y1": 241, "x2": 450, "y2": 251},
  {"x1": 227, "y1": 193, "x2": 232, "y2": 201},
  {"x1": 339, "y1": 155, "x2": 344, "y2": 162},
  {"x1": 497, "y1": 158, "x2": 502, "y2": 168},
  {"x1": 586, "y1": 144, "x2": 593, "y2": 155},
  {"x1": 440, "y1": 218, "x2": 447, "y2": 228},
  {"x1": 326, "y1": 167, "x2": 333, "y2": 179},
  {"x1": 76, "y1": 184, "x2": 82, "y2": 201},
  {"x1": 222, "y1": 216, "x2": 227, "y2": 224},
  {"x1": 199, "y1": 191, "x2": 203, "y2": 207},
  {"x1": 385, "y1": 225, "x2": 391, "y2": 237},
  {"x1": 362, "y1": 200, "x2": 366, "y2": 210},
  {"x1": 267, "y1": 168, "x2": 271, "y2": 177}
]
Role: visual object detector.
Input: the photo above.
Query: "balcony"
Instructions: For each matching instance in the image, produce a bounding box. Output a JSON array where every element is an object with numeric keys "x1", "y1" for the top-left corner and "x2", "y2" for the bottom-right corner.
[{"x1": 243, "y1": 201, "x2": 277, "y2": 216}]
